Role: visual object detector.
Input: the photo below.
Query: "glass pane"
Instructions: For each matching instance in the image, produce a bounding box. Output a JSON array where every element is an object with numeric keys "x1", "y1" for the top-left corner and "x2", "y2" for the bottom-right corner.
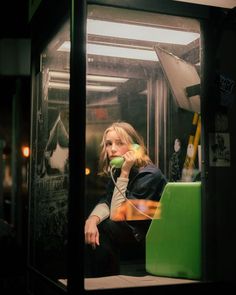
[
  {"x1": 28, "y1": 20, "x2": 70, "y2": 288},
  {"x1": 84, "y1": 5, "x2": 201, "y2": 290}
]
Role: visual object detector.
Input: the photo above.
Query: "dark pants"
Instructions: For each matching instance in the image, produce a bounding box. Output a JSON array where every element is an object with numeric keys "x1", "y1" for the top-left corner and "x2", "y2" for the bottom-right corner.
[{"x1": 85, "y1": 219, "x2": 149, "y2": 277}]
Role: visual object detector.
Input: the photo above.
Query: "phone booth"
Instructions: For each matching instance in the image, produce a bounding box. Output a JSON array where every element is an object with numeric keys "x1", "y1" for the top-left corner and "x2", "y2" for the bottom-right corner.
[{"x1": 27, "y1": 0, "x2": 236, "y2": 294}]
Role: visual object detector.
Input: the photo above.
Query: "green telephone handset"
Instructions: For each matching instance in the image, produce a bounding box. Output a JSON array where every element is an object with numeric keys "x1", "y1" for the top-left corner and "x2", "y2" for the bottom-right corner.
[{"x1": 109, "y1": 143, "x2": 140, "y2": 168}]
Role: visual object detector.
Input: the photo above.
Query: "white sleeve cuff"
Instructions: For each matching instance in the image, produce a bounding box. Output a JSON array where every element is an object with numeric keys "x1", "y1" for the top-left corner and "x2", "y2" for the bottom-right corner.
[{"x1": 89, "y1": 203, "x2": 110, "y2": 223}]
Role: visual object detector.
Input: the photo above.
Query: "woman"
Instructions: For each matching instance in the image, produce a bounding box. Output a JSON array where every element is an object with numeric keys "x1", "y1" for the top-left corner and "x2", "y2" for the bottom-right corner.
[{"x1": 85, "y1": 121, "x2": 167, "y2": 277}]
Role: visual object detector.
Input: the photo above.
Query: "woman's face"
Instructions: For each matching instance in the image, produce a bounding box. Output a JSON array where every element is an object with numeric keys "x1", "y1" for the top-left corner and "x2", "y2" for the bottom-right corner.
[{"x1": 105, "y1": 130, "x2": 129, "y2": 160}]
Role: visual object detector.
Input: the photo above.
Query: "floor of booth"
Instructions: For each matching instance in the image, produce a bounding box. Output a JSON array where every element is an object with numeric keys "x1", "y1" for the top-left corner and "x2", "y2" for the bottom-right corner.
[{"x1": 59, "y1": 275, "x2": 198, "y2": 290}]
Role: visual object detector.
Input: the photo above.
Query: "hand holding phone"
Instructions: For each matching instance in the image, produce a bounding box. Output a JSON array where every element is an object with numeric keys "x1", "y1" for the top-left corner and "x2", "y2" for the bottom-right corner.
[{"x1": 109, "y1": 144, "x2": 140, "y2": 168}]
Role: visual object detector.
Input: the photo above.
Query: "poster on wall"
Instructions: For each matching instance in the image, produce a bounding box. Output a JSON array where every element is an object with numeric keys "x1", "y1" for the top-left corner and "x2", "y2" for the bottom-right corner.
[{"x1": 209, "y1": 133, "x2": 230, "y2": 167}]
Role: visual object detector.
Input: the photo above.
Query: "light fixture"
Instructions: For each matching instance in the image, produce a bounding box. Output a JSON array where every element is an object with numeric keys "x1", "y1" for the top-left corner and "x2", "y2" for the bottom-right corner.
[
  {"x1": 22, "y1": 146, "x2": 30, "y2": 158},
  {"x1": 48, "y1": 81, "x2": 116, "y2": 92},
  {"x1": 48, "y1": 81, "x2": 69, "y2": 90},
  {"x1": 47, "y1": 72, "x2": 128, "y2": 91},
  {"x1": 87, "y1": 75, "x2": 128, "y2": 83},
  {"x1": 87, "y1": 19, "x2": 200, "y2": 45},
  {"x1": 49, "y1": 71, "x2": 69, "y2": 80},
  {"x1": 86, "y1": 85, "x2": 116, "y2": 92},
  {"x1": 174, "y1": 0, "x2": 236, "y2": 9},
  {"x1": 58, "y1": 18, "x2": 200, "y2": 61},
  {"x1": 48, "y1": 71, "x2": 128, "y2": 83},
  {"x1": 85, "y1": 168, "x2": 91, "y2": 175},
  {"x1": 58, "y1": 42, "x2": 158, "y2": 61},
  {"x1": 87, "y1": 43, "x2": 158, "y2": 61}
]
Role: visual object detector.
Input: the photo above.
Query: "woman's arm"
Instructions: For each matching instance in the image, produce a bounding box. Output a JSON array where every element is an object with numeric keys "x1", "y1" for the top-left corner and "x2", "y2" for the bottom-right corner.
[
  {"x1": 89, "y1": 203, "x2": 110, "y2": 223},
  {"x1": 85, "y1": 203, "x2": 109, "y2": 248},
  {"x1": 110, "y1": 177, "x2": 128, "y2": 220}
]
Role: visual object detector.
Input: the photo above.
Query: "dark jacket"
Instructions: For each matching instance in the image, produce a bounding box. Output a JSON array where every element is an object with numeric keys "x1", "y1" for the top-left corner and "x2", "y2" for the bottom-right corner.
[
  {"x1": 100, "y1": 163, "x2": 167, "y2": 206},
  {"x1": 99, "y1": 163, "x2": 167, "y2": 241}
]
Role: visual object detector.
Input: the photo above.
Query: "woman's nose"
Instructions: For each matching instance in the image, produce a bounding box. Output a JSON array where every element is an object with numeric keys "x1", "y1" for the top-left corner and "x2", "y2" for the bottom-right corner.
[{"x1": 111, "y1": 143, "x2": 117, "y2": 152}]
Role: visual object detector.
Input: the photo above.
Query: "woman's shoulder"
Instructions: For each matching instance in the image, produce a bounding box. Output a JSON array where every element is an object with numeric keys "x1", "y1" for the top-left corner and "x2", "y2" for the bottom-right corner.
[{"x1": 139, "y1": 163, "x2": 165, "y2": 178}]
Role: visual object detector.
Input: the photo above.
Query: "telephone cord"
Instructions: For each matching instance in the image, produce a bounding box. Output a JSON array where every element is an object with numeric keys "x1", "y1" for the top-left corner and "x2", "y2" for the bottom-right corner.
[{"x1": 110, "y1": 166, "x2": 154, "y2": 220}]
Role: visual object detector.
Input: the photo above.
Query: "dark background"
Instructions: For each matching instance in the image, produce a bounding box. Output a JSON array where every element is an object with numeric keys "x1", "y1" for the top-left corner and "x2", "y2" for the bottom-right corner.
[
  {"x1": 0, "y1": 0, "x2": 30, "y2": 155},
  {"x1": 0, "y1": 1, "x2": 30, "y2": 293}
]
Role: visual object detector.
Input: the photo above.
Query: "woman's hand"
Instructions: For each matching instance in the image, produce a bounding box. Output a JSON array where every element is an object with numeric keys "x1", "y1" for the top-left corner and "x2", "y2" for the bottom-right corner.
[
  {"x1": 120, "y1": 150, "x2": 136, "y2": 178},
  {"x1": 84, "y1": 215, "x2": 100, "y2": 249}
]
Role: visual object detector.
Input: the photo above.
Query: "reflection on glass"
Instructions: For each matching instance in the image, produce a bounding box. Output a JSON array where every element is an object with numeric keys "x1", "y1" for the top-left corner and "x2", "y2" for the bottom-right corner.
[
  {"x1": 84, "y1": 4, "x2": 201, "y2": 290},
  {"x1": 110, "y1": 199, "x2": 161, "y2": 221},
  {"x1": 28, "y1": 20, "x2": 70, "y2": 288}
]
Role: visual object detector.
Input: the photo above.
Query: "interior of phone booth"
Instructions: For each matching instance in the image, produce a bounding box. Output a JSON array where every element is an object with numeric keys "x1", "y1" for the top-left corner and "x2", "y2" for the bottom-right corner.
[{"x1": 29, "y1": 4, "x2": 202, "y2": 290}]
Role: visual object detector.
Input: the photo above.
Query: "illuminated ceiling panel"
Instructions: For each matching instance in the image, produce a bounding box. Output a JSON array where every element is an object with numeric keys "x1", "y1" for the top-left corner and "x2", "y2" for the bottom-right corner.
[{"x1": 174, "y1": 0, "x2": 236, "y2": 9}]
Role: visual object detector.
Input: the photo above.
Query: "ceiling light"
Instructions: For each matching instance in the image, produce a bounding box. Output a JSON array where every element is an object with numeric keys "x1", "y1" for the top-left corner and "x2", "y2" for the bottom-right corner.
[
  {"x1": 87, "y1": 43, "x2": 158, "y2": 61},
  {"x1": 49, "y1": 71, "x2": 128, "y2": 83},
  {"x1": 49, "y1": 71, "x2": 69, "y2": 80},
  {"x1": 174, "y1": 0, "x2": 236, "y2": 9},
  {"x1": 87, "y1": 75, "x2": 128, "y2": 83},
  {"x1": 58, "y1": 41, "x2": 158, "y2": 61},
  {"x1": 48, "y1": 82, "x2": 69, "y2": 90},
  {"x1": 48, "y1": 81, "x2": 116, "y2": 92},
  {"x1": 49, "y1": 71, "x2": 128, "y2": 84},
  {"x1": 86, "y1": 85, "x2": 116, "y2": 92},
  {"x1": 87, "y1": 19, "x2": 200, "y2": 45}
]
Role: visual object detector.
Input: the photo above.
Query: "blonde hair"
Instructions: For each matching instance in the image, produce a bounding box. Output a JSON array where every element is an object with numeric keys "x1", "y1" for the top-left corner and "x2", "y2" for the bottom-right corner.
[{"x1": 99, "y1": 121, "x2": 152, "y2": 175}]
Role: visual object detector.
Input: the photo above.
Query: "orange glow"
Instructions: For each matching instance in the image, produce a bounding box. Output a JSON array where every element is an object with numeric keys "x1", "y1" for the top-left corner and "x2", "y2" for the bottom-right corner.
[
  {"x1": 22, "y1": 146, "x2": 30, "y2": 158},
  {"x1": 110, "y1": 199, "x2": 161, "y2": 221},
  {"x1": 85, "y1": 168, "x2": 91, "y2": 175}
]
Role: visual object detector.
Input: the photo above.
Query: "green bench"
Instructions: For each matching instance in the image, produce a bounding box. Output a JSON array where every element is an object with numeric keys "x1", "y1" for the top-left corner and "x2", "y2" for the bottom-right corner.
[{"x1": 146, "y1": 182, "x2": 201, "y2": 279}]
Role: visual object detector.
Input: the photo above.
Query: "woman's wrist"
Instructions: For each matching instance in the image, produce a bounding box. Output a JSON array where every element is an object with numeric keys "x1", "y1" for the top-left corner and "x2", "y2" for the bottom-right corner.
[
  {"x1": 120, "y1": 171, "x2": 129, "y2": 178},
  {"x1": 87, "y1": 215, "x2": 100, "y2": 225},
  {"x1": 120, "y1": 167, "x2": 131, "y2": 178}
]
